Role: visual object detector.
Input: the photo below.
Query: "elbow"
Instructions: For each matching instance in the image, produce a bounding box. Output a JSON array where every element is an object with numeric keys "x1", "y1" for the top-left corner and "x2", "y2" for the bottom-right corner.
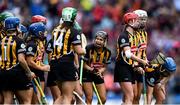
[
  {"x1": 26, "y1": 58, "x2": 33, "y2": 67},
  {"x1": 76, "y1": 49, "x2": 86, "y2": 55},
  {"x1": 18, "y1": 56, "x2": 25, "y2": 65},
  {"x1": 125, "y1": 49, "x2": 132, "y2": 59},
  {"x1": 27, "y1": 60, "x2": 34, "y2": 67}
]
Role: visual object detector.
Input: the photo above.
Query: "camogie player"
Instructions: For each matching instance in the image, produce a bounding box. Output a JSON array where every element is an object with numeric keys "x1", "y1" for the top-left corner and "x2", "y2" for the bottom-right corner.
[
  {"x1": 114, "y1": 12, "x2": 148, "y2": 104},
  {"x1": 46, "y1": 19, "x2": 85, "y2": 104},
  {"x1": 133, "y1": 9, "x2": 148, "y2": 104},
  {"x1": 26, "y1": 22, "x2": 50, "y2": 104},
  {"x1": 0, "y1": 17, "x2": 35, "y2": 104},
  {"x1": 48, "y1": 7, "x2": 86, "y2": 104},
  {"x1": 145, "y1": 57, "x2": 176, "y2": 104},
  {"x1": 0, "y1": 11, "x2": 14, "y2": 40},
  {"x1": 0, "y1": 11, "x2": 14, "y2": 104},
  {"x1": 82, "y1": 31, "x2": 111, "y2": 104}
]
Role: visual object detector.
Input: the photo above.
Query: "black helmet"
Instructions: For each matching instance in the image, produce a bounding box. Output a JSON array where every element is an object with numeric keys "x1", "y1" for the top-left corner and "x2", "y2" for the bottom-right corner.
[{"x1": 95, "y1": 31, "x2": 108, "y2": 41}]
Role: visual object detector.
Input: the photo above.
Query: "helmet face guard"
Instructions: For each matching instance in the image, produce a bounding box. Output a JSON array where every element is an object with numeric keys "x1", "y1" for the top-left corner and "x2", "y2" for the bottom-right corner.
[
  {"x1": 123, "y1": 12, "x2": 139, "y2": 28},
  {"x1": 133, "y1": 9, "x2": 148, "y2": 28}
]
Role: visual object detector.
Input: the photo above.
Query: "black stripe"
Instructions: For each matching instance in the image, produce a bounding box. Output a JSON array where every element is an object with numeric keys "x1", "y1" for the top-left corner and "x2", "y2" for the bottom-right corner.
[
  {"x1": 9, "y1": 38, "x2": 14, "y2": 67},
  {"x1": 60, "y1": 32, "x2": 65, "y2": 55},
  {"x1": 67, "y1": 32, "x2": 71, "y2": 54},
  {"x1": 4, "y1": 36, "x2": 9, "y2": 69}
]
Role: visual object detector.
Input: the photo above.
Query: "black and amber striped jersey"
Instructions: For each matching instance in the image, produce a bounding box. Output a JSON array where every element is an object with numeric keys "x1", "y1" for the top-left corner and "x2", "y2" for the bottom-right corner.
[
  {"x1": 84, "y1": 44, "x2": 111, "y2": 67},
  {"x1": 0, "y1": 35, "x2": 26, "y2": 70},
  {"x1": 116, "y1": 30, "x2": 139, "y2": 65},
  {"x1": 0, "y1": 29, "x2": 6, "y2": 40},
  {"x1": 136, "y1": 29, "x2": 147, "y2": 60},
  {"x1": 26, "y1": 40, "x2": 45, "y2": 66},
  {"x1": 46, "y1": 25, "x2": 81, "y2": 62}
]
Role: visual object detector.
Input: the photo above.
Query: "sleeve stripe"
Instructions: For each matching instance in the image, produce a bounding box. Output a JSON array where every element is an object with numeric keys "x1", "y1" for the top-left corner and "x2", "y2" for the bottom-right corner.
[
  {"x1": 72, "y1": 40, "x2": 81, "y2": 44},
  {"x1": 26, "y1": 52, "x2": 35, "y2": 56},
  {"x1": 18, "y1": 49, "x2": 26, "y2": 53},
  {"x1": 120, "y1": 43, "x2": 129, "y2": 47}
]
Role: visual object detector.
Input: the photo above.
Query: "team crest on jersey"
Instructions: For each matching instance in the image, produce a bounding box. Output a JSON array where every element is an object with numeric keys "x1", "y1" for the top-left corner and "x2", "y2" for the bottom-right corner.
[
  {"x1": 150, "y1": 77, "x2": 155, "y2": 83},
  {"x1": 28, "y1": 47, "x2": 33, "y2": 52},
  {"x1": 77, "y1": 35, "x2": 81, "y2": 40},
  {"x1": 21, "y1": 44, "x2": 25, "y2": 48},
  {"x1": 121, "y1": 38, "x2": 126, "y2": 43}
]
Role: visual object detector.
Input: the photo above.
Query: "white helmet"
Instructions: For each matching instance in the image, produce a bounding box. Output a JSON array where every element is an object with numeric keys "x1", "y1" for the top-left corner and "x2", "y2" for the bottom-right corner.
[{"x1": 133, "y1": 9, "x2": 148, "y2": 18}]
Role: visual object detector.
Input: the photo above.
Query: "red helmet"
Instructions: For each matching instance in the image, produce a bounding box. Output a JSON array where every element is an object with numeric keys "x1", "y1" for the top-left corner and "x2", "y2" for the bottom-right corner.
[
  {"x1": 123, "y1": 12, "x2": 138, "y2": 24},
  {"x1": 31, "y1": 15, "x2": 47, "y2": 24}
]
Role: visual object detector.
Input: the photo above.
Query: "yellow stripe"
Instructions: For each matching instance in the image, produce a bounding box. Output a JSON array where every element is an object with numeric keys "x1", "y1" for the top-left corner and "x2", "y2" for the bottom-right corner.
[
  {"x1": 142, "y1": 31, "x2": 146, "y2": 43},
  {"x1": 34, "y1": 49, "x2": 38, "y2": 64},
  {"x1": 12, "y1": 41, "x2": 17, "y2": 66},
  {"x1": 145, "y1": 31, "x2": 147, "y2": 42},
  {"x1": 1, "y1": 37, "x2": 6, "y2": 69},
  {"x1": 134, "y1": 34, "x2": 139, "y2": 65},
  {"x1": 129, "y1": 35, "x2": 133, "y2": 65},
  {"x1": 70, "y1": 44, "x2": 73, "y2": 52},
  {"x1": 134, "y1": 35, "x2": 137, "y2": 46},
  {"x1": 52, "y1": 25, "x2": 62, "y2": 59},
  {"x1": 100, "y1": 51, "x2": 105, "y2": 63},
  {"x1": 106, "y1": 51, "x2": 110, "y2": 62},
  {"x1": 129, "y1": 35, "x2": 133, "y2": 47},
  {"x1": 139, "y1": 31, "x2": 143, "y2": 44},
  {"x1": 53, "y1": 30, "x2": 59, "y2": 59},
  {"x1": 6, "y1": 36, "x2": 12, "y2": 69},
  {"x1": 57, "y1": 46, "x2": 61, "y2": 58},
  {"x1": 142, "y1": 31, "x2": 147, "y2": 59},
  {"x1": 63, "y1": 29, "x2": 71, "y2": 54},
  {"x1": 94, "y1": 51, "x2": 97, "y2": 63},
  {"x1": 89, "y1": 49, "x2": 92, "y2": 64}
]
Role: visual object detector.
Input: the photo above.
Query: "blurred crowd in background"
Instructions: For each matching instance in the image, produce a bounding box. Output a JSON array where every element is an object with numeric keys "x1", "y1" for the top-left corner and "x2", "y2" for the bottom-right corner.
[{"x1": 1, "y1": 0, "x2": 180, "y2": 103}]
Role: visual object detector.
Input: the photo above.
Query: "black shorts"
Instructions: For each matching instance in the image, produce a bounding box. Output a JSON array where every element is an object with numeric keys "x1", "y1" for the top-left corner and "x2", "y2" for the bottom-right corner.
[
  {"x1": 114, "y1": 61, "x2": 135, "y2": 84},
  {"x1": 47, "y1": 60, "x2": 57, "y2": 87},
  {"x1": 53, "y1": 60, "x2": 79, "y2": 82},
  {"x1": 135, "y1": 72, "x2": 143, "y2": 83},
  {"x1": 31, "y1": 69, "x2": 45, "y2": 82},
  {"x1": 145, "y1": 70, "x2": 160, "y2": 87},
  {"x1": 0, "y1": 65, "x2": 32, "y2": 91},
  {"x1": 82, "y1": 70, "x2": 104, "y2": 84}
]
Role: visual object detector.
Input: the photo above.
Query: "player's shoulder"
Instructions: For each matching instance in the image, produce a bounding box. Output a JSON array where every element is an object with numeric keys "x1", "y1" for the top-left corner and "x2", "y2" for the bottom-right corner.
[
  {"x1": 118, "y1": 31, "x2": 129, "y2": 42},
  {"x1": 14, "y1": 36, "x2": 24, "y2": 42},
  {"x1": 52, "y1": 24, "x2": 62, "y2": 33}
]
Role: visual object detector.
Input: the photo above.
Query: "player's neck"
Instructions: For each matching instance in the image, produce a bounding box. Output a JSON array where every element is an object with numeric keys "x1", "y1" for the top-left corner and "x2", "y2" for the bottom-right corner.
[
  {"x1": 126, "y1": 26, "x2": 134, "y2": 35},
  {"x1": 96, "y1": 47, "x2": 103, "y2": 53}
]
